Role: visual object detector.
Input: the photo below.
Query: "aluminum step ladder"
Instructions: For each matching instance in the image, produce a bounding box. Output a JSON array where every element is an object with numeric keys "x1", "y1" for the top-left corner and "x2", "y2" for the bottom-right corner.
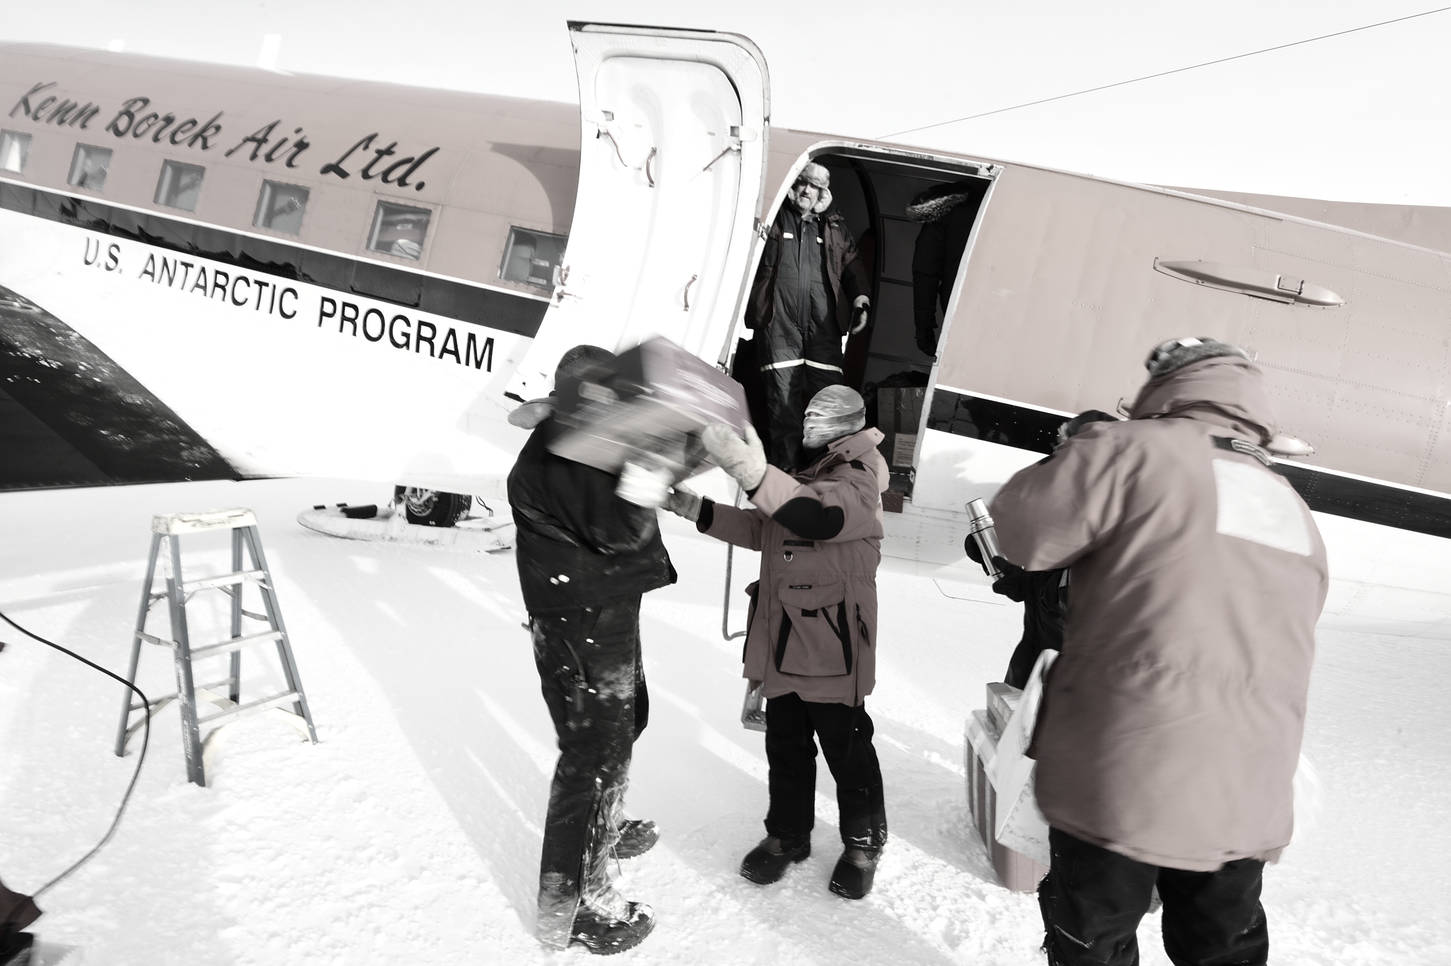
[{"x1": 114, "y1": 507, "x2": 318, "y2": 786}]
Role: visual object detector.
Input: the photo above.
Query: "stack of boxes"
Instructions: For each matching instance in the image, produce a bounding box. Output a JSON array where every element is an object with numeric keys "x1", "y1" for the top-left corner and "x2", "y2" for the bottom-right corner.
[{"x1": 964, "y1": 681, "x2": 1050, "y2": 892}]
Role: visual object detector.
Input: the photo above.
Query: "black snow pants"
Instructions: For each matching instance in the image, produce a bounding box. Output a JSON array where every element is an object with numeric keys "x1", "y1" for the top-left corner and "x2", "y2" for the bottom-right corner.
[
  {"x1": 1038, "y1": 827, "x2": 1269, "y2": 966},
  {"x1": 532, "y1": 598, "x2": 648, "y2": 948},
  {"x1": 759, "y1": 223, "x2": 844, "y2": 471},
  {"x1": 763, "y1": 692, "x2": 887, "y2": 851},
  {"x1": 760, "y1": 350, "x2": 846, "y2": 471}
]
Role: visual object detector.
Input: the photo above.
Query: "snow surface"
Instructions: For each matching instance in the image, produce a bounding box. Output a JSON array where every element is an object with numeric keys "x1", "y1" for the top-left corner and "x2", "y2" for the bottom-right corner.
[{"x1": 2, "y1": 477, "x2": 1449, "y2": 965}]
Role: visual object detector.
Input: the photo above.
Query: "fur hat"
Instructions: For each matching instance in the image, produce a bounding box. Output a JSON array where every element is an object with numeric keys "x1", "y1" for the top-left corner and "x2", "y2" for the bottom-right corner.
[
  {"x1": 798, "y1": 162, "x2": 830, "y2": 190},
  {"x1": 794, "y1": 162, "x2": 833, "y2": 214},
  {"x1": 1143, "y1": 337, "x2": 1249, "y2": 378},
  {"x1": 906, "y1": 180, "x2": 976, "y2": 223}
]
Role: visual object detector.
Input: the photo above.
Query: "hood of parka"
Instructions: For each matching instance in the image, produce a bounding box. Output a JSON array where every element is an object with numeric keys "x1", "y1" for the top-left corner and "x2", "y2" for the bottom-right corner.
[
  {"x1": 1126, "y1": 354, "x2": 1277, "y2": 446},
  {"x1": 814, "y1": 426, "x2": 889, "y2": 492}
]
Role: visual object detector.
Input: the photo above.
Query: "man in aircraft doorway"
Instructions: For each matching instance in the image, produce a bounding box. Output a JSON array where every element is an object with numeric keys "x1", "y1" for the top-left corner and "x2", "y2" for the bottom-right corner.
[{"x1": 747, "y1": 161, "x2": 872, "y2": 470}]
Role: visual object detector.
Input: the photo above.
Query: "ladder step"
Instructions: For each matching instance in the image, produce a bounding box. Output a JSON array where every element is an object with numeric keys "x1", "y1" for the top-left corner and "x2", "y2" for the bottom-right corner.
[
  {"x1": 190, "y1": 629, "x2": 284, "y2": 660},
  {"x1": 180, "y1": 569, "x2": 268, "y2": 593},
  {"x1": 196, "y1": 690, "x2": 301, "y2": 727},
  {"x1": 152, "y1": 508, "x2": 258, "y2": 535}
]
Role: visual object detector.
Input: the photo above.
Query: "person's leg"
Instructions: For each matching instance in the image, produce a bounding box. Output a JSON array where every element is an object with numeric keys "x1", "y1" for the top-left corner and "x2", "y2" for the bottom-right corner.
[
  {"x1": 741, "y1": 691, "x2": 815, "y2": 883},
  {"x1": 763, "y1": 691, "x2": 817, "y2": 841},
  {"x1": 532, "y1": 602, "x2": 643, "y2": 949},
  {"x1": 1156, "y1": 858, "x2": 1268, "y2": 966},
  {"x1": 811, "y1": 701, "x2": 887, "y2": 851},
  {"x1": 1038, "y1": 827, "x2": 1157, "y2": 966},
  {"x1": 759, "y1": 314, "x2": 809, "y2": 470},
  {"x1": 760, "y1": 362, "x2": 805, "y2": 469},
  {"x1": 632, "y1": 629, "x2": 649, "y2": 741},
  {"x1": 811, "y1": 700, "x2": 888, "y2": 898},
  {"x1": 571, "y1": 600, "x2": 644, "y2": 921},
  {"x1": 802, "y1": 353, "x2": 845, "y2": 404},
  {"x1": 615, "y1": 620, "x2": 658, "y2": 860}
]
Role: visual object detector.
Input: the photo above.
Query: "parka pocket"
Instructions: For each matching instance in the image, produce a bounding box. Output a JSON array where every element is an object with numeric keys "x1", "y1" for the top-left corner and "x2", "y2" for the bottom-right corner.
[
  {"x1": 742, "y1": 580, "x2": 760, "y2": 663},
  {"x1": 774, "y1": 581, "x2": 852, "y2": 677}
]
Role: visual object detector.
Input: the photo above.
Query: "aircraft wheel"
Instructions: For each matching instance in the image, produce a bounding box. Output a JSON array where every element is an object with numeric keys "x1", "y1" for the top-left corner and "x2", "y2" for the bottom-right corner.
[{"x1": 393, "y1": 485, "x2": 472, "y2": 527}]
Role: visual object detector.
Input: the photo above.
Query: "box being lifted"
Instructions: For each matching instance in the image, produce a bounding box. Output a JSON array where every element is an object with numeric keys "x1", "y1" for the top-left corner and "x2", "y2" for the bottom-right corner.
[{"x1": 548, "y1": 336, "x2": 751, "y2": 483}]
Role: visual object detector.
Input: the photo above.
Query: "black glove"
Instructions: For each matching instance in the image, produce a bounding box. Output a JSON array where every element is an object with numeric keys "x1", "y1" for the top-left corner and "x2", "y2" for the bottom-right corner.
[
  {"x1": 963, "y1": 533, "x2": 983, "y2": 566},
  {"x1": 989, "y1": 557, "x2": 1028, "y2": 602}
]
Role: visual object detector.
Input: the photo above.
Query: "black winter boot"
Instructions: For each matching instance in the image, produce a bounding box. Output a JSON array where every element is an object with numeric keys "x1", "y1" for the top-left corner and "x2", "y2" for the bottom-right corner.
[
  {"x1": 569, "y1": 901, "x2": 655, "y2": 955},
  {"x1": 0, "y1": 930, "x2": 33, "y2": 966},
  {"x1": 739, "y1": 835, "x2": 811, "y2": 884},
  {"x1": 829, "y1": 846, "x2": 880, "y2": 899},
  {"x1": 614, "y1": 819, "x2": 659, "y2": 860}
]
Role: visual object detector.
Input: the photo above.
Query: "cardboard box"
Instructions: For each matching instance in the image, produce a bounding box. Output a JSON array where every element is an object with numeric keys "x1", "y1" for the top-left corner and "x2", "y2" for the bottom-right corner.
[
  {"x1": 986, "y1": 681, "x2": 1021, "y2": 736},
  {"x1": 549, "y1": 337, "x2": 751, "y2": 482},
  {"x1": 877, "y1": 387, "x2": 926, "y2": 469}
]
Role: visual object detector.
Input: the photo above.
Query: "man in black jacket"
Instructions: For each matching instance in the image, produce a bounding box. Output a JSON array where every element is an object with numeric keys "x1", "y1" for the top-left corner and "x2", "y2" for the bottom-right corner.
[
  {"x1": 965, "y1": 410, "x2": 1116, "y2": 687},
  {"x1": 507, "y1": 345, "x2": 677, "y2": 956},
  {"x1": 746, "y1": 162, "x2": 871, "y2": 469}
]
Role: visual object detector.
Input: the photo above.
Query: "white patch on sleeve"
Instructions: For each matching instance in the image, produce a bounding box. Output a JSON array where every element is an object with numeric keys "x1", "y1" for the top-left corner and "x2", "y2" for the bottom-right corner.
[{"x1": 1212, "y1": 458, "x2": 1313, "y2": 555}]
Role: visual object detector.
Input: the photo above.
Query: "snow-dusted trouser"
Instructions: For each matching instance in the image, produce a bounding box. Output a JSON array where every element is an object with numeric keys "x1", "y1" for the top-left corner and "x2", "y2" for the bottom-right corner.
[{"x1": 531, "y1": 600, "x2": 646, "y2": 948}]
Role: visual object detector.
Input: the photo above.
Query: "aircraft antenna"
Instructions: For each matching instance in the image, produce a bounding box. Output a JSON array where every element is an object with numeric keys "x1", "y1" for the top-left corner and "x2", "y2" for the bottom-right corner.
[{"x1": 879, "y1": 6, "x2": 1451, "y2": 140}]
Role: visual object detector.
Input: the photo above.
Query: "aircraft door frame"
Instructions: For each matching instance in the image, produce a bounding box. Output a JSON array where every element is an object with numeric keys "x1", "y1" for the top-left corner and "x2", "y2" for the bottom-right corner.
[
  {"x1": 755, "y1": 142, "x2": 998, "y2": 490},
  {"x1": 505, "y1": 22, "x2": 771, "y2": 400}
]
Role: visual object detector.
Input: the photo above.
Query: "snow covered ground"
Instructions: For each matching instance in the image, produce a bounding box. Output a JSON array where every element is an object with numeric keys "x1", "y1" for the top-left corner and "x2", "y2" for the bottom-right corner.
[{"x1": 1, "y1": 477, "x2": 1449, "y2": 965}]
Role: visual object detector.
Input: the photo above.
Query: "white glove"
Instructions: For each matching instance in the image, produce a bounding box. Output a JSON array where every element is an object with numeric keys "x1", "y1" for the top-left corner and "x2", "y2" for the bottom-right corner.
[
  {"x1": 702, "y1": 422, "x2": 767, "y2": 491},
  {"x1": 615, "y1": 461, "x2": 671, "y2": 508},
  {"x1": 850, "y1": 295, "x2": 870, "y2": 335},
  {"x1": 663, "y1": 486, "x2": 703, "y2": 522}
]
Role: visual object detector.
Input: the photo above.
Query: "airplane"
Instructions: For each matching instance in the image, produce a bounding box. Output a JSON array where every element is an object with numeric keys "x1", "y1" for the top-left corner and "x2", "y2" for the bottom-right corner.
[{"x1": 2, "y1": 23, "x2": 1449, "y2": 631}]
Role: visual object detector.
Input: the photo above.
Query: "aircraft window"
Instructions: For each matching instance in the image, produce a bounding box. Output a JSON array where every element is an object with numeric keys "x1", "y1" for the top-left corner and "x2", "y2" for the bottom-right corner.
[
  {"x1": 67, "y1": 144, "x2": 113, "y2": 192},
  {"x1": 367, "y1": 201, "x2": 430, "y2": 260},
  {"x1": 155, "y1": 160, "x2": 205, "y2": 212},
  {"x1": 500, "y1": 227, "x2": 566, "y2": 289},
  {"x1": 0, "y1": 130, "x2": 31, "y2": 173},
  {"x1": 254, "y1": 180, "x2": 309, "y2": 235}
]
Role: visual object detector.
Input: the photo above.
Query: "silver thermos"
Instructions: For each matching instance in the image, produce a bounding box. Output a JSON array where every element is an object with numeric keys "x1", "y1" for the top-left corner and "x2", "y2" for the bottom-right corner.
[{"x1": 966, "y1": 498, "x2": 1004, "y2": 581}]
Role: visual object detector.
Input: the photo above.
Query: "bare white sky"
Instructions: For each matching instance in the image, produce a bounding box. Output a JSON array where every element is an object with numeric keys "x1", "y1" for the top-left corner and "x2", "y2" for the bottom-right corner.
[{"x1": 5, "y1": 0, "x2": 1451, "y2": 204}]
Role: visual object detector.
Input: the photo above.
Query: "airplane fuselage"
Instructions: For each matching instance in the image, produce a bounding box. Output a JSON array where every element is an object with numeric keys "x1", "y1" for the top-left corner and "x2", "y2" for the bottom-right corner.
[{"x1": 3, "y1": 31, "x2": 1449, "y2": 615}]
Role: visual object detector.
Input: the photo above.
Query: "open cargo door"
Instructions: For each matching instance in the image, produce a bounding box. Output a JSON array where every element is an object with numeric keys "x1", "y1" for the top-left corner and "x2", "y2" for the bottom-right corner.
[{"x1": 505, "y1": 22, "x2": 770, "y2": 400}]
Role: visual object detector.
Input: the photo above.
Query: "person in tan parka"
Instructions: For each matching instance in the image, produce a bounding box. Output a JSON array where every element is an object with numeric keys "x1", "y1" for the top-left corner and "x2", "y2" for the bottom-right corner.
[
  {"x1": 988, "y1": 338, "x2": 1328, "y2": 966},
  {"x1": 663, "y1": 385, "x2": 890, "y2": 900}
]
